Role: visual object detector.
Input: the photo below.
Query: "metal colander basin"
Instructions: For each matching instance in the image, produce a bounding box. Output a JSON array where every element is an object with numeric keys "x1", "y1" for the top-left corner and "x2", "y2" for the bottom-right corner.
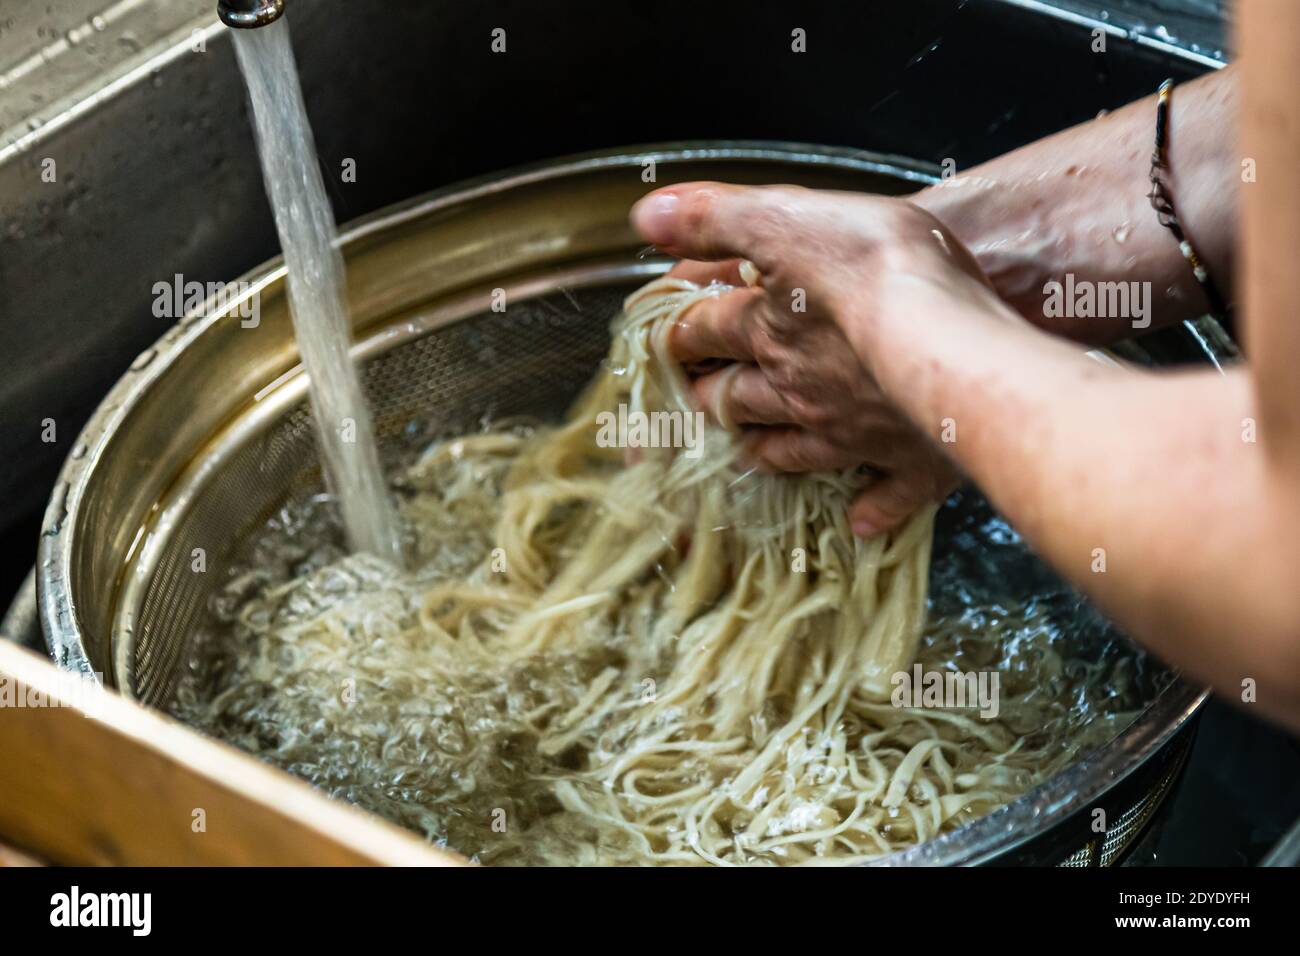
[{"x1": 38, "y1": 142, "x2": 1212, "y2": 866}]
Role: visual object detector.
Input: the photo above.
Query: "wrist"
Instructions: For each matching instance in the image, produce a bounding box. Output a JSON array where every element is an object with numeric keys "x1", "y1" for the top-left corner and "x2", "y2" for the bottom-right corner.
[
  {"x1": 840, "y1": 264, "x2": 1029, "y2": 411},
  {"x1": 913, "y1": 68, "x2": 1238, "y2": 342}
]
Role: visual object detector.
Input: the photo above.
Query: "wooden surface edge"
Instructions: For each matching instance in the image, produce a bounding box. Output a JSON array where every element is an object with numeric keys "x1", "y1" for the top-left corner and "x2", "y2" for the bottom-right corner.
[{"x1": 0, "y1": 641, "x2": 466, "y2": 866}]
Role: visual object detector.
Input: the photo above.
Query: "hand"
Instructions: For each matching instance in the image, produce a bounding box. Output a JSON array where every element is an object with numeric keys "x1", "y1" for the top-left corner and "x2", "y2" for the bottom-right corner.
[
  {"x1": 908, "y1": 67, "x2": 1239, "y2": 342},
  {"x1": 629, "y1": 183, "x2": 1003, "y2": 536}
]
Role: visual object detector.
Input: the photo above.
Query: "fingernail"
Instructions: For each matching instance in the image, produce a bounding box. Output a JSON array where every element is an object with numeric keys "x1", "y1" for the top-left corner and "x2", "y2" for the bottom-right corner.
[
  {"x1": 632, "y1": 193, "x2": 679, "y2": 245},
  {"x1": 852, "y1": 519, "x2": 878, "y2": 539}
]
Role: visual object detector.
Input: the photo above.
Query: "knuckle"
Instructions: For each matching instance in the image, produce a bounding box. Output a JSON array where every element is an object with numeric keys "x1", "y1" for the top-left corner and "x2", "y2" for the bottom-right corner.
[
  {"x1": 785, "y1": 394, "x2": 833, "y2": 429},
  {"x1": 876, "y1": 481, "x2": 918, "y2": 518},
  {"x1": 749, "y1": 323, "x2": 789, "y2": 368},
  {"x1": 743, "y1": 186, "x2": 812, "y2": 267},
  {"x1": 679, "y1": 188, "x2": 724, "y2": 245},
  {"x1": 779, "y1": 444, "x2": 812, "y2": 472},
  {"x1": 719, "y1": 318, "x2": 750, "y2": 358},
  {"x1": 761, "y1": 361, "x2": 800, "y2": 395}
]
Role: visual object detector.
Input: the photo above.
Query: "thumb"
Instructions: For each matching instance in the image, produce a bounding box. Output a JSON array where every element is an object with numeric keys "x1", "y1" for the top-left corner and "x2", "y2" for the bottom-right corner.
[{"x1": 631, "y1": 182, "x2": 781, "y2": 270}]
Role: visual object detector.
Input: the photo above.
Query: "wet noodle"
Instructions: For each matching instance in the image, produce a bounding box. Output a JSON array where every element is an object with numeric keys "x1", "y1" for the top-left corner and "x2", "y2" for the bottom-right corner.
[{"x1": 174, "y1": 276, "x2": 1147, "y2": 865}]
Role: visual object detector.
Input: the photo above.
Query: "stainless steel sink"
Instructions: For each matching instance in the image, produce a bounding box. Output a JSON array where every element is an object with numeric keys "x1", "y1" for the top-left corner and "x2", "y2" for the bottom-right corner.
[
  {"x1": 0, "y1": 0, "x2": 1223, "y2": 559},
  {"x1": 3, "y1": 0, "x2": 1265, "y2": 869}
]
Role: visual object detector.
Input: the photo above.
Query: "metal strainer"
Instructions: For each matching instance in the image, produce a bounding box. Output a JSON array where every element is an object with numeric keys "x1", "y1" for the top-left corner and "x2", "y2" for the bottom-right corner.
[{"x1": 38, "y1": 143, "x2": 1215, "y2": 865}]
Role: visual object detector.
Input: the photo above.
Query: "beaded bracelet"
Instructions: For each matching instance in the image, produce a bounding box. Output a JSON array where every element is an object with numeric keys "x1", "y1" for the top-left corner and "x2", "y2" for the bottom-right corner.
[{"x1": 1147, "y1": 78, "x2": 1229, "y2": 322}]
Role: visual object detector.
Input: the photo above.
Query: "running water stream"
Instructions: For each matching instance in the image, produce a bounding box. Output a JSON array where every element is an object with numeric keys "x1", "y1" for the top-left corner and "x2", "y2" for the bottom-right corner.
[{"x1": 231, "y1": 19, "x2": 402, "y2": 564}]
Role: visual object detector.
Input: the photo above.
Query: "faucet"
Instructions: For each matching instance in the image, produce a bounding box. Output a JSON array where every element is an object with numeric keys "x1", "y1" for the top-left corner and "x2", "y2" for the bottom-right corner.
[{"x1": 217, "y1": 0, "x2": 285, "y2": 28}]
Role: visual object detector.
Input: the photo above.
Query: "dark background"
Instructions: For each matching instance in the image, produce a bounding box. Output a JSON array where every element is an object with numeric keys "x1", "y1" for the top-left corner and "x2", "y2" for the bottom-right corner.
[{"x1": 1, "y1": 0, "x2": 1295, "y2": 865}]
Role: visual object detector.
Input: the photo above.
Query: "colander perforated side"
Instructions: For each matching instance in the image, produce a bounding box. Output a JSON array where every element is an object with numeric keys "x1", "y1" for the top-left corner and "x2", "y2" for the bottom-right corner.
[{"x1": 125, "y1": 282, "x2": 632, "y2": 707}]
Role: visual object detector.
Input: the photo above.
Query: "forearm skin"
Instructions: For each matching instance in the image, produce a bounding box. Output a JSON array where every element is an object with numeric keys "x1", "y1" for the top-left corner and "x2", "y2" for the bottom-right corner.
[
  {"x1": 858, "y1": 286, "x2": 1300, "y2": 730},
  {"x1": 914, "y1": 67, "x2": 1238, "y2": 344}
]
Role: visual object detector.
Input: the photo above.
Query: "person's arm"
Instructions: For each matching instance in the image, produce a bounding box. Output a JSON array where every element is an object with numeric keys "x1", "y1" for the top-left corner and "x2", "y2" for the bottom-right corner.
[
  {"x1": 914, "y1": 66, "x2": 1238, "y2": 343},
  {"x1": 858, "y1": 300, "x2": 1300, "y2": 728},
  {"x1": 1239, "y1": 1, "x2": 1300, "y2": 470},
  {"x1": 638, "y1": 69, "x2": 1242, "y2": 529},
  {"x1": 858, "y1": 1, "x2": 1300, "y2": 729},
  {"x1": 630, "y1": 5, "x2": 1300, "y2": 727}
]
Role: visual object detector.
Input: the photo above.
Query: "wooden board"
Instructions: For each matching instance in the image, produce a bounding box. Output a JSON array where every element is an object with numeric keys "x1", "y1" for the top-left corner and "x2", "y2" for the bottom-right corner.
[
  {"x1": 0, "y1": 641, "x2": 463, "y2": 866},
  {"x1": 0, "y1": 840, "x2": 42, "y2": 866}
]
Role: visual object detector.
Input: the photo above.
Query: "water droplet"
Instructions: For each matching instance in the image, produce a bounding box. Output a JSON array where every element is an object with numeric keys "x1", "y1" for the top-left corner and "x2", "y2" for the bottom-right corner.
[{"x1": 1111, "y1": 223, "x2": 1132, "y2": 244}]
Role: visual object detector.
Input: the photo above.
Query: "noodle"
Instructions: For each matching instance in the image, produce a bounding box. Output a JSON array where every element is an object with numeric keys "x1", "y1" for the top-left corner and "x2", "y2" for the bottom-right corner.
[{"x1": 173, "y1": 275, "x2": 1147, "y2": 865}]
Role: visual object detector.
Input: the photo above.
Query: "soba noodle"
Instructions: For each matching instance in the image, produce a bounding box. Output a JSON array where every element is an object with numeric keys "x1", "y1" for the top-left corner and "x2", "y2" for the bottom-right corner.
[{"x1": 174, "y1": 275, "x2": 1139, "y2": 865}]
